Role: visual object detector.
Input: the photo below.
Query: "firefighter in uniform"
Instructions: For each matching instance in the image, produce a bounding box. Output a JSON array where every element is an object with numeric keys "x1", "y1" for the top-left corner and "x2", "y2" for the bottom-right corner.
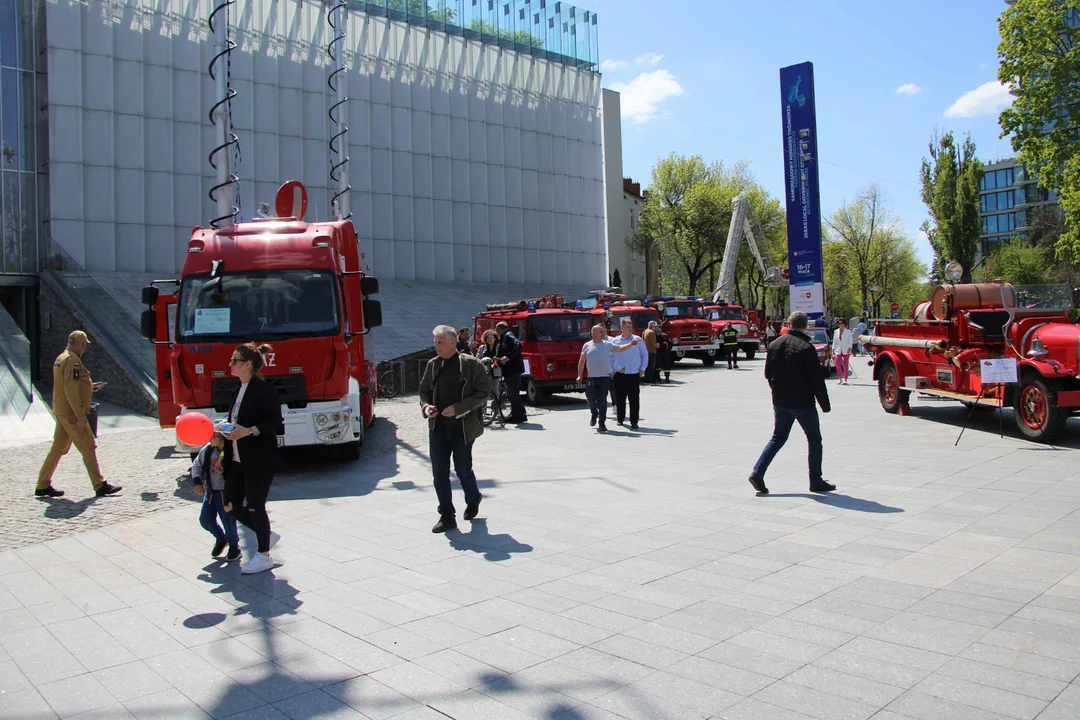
[
  {"x1": 721, "y1": 321, "x2": 740, "y2": 369},
  {"x1": 35, "y1": 331, "x2": 122, "y2": 498}
]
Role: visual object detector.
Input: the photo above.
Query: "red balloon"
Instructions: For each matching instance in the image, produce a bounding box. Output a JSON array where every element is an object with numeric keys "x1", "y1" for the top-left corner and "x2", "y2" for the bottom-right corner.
[{"x1": 176, "y1": 412, "x2": 214, "y2": 447}]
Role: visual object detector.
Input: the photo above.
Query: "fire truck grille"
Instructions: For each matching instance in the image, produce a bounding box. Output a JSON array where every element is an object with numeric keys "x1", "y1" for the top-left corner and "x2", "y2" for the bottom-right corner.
[
  {"x1": 680, "y1": 332, "x2": 706, "y2": 343},
  {"x1": 211, "y1": 376, "x2": 310, "y2": 411},
  {"x1": 556, "y1": 359, "x2": 574, "y2": 374}
]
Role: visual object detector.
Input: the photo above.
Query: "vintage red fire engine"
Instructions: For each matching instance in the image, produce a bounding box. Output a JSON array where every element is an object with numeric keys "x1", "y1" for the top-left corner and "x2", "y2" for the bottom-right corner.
[
  {"x1": 472, "y1": 294, "x2": 593, "y2": 405},
  {"x1": 576, "y1": 292, "x2": 661, "y2": 337},
  {"x1": 139, "y1": 181, "x2": 383, "y2": 460},
  {"x1": 702, "y1": 301, "x2": 763, "y2": 360},
  {"x1": 867, "y1": 281, "x2": 1080, "y2": 442},
  {"x1": 653, "y1": 297, "x2": 719, "y2": 367}
]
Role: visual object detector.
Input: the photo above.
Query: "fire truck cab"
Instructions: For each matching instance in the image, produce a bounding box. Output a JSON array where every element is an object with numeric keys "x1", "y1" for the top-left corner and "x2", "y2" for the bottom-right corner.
[
  {"x1": 703, "y1": 301, "x2": 762, "y2": 359},
  {"x1": 868, "y1": 281, "x2": 1080, "y2": 443},
  {"x1": 654, "y1": 297, "x2": 719, "y2": 367},
  {"x1": 139, "y1": 181, "x2": 382, "y2": 460},
  {"x1": 575, "y1": 293, "x2": 660, "y2": 337},
  {"x1": 472, "y1": 294, "x2": 593, "y2": 405}
]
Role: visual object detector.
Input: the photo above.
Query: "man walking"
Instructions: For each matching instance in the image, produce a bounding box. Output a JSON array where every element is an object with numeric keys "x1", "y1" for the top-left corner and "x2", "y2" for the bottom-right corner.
[
  {"x1": 36, "y1": 330, "x2": 122, "y2": 498},
  {"x1": 419, "y1": 325, "x2": 489, "y2": 533},
  {"x1": 642, "y1": 321, "x2": 659, "y2": 383},
  {"x1": 748, "y1": 312, "x2": 835, "y2": 495},
  {"x1": 721, "y1": 321, "x2": 740, "y2": 369},
  {"x1": 577, "y1": 324, "x2": 640, "y2": 433},
  {"x1": 610, "y1": 317, "x2": 649, "y2": 429},
  {"x1": 495, "y1": 321, "x2": 527, "y2": 423}
]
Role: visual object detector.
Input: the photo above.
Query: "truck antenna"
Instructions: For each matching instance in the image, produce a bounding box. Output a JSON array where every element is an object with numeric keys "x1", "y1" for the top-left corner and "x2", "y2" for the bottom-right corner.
[
  {"x1": 327, "y1": 0, "x2": 351, "y2": 221},
  {"x1": 208, "y1": 0, "x2": 240, "y2": 228}
]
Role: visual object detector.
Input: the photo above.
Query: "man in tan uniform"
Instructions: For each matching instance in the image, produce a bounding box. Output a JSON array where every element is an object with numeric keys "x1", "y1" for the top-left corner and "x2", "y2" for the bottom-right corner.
[{"x1": 35, "y1": 331, "x2": 122, "y2": 498}]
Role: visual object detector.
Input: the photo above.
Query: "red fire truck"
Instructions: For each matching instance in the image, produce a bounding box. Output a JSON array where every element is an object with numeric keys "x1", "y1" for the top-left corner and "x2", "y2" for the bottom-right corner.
[
  {"x1": 703, "y1": 301, "x2": 762, "y2": 359},
  {"x1": 867, "y1": 280, "x2": 1080, "y2": 443},
  {"x1": 472, "y1": 294, "x2": 594, "y2": 405},
  {"x1": 653, "y1": 297, "x2": 719, "y2": 367},
  {"x1": 139, "y1": 182, "x2": 382, "y2": 460},
  {"x1": 576, "y1": 293, "x2": 660, "y2": 336}
]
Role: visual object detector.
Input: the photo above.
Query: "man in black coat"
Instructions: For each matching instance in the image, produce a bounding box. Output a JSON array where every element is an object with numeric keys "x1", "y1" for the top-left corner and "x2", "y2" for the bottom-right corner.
[
  {"x1": 748, "y1": 311, "x2": 835, "y2": 495},
  {"x1": 495, "y1": 321, "x2": 527, "y2": 423}
]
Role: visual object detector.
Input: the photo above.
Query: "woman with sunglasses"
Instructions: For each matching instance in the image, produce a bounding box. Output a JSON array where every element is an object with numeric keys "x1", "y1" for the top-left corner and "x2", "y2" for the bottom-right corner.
[{"x1": 220, "y1": 342, "x2": 284, "y2": 574}]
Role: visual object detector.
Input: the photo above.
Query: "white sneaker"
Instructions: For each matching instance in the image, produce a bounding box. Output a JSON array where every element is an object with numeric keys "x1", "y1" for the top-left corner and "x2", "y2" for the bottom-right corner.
[
  {"x1": 241, "y1": 553, "x2": 274, "y2": 574},
  {"x1": 268, "y1": 531, "x2": 281, "y2": 550}
]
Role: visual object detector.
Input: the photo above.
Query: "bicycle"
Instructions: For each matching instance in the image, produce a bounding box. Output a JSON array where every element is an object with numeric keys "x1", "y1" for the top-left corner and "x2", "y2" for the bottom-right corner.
[
  {"x1": 480, "y1": 359, "x2": 511, "y2": 426},
  {"x1": 377, "y1": 368, "x2": 400, "y2": 399}
]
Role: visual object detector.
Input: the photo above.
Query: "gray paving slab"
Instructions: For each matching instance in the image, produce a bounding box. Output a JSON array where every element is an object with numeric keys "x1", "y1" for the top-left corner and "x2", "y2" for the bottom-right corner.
[{"x1": 4, "y1": 363, "x2": 1080, "y2": 718}]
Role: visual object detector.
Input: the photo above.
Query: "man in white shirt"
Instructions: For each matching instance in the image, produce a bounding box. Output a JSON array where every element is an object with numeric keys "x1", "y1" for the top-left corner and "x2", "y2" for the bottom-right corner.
[
  {"x1": 577, "y1": 324, "x2": 639, "y2": 433},
  {"x1": 610, "y1": 317, "x2": 650, "y2": 429}
]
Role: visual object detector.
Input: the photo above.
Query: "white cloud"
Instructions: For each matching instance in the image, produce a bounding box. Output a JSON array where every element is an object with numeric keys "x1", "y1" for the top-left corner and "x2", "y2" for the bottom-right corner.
[
  {"x1": 635, "y1": 52, "x2": 664, "y2": 66},
  {"x1": 600, "y1": 59, "x2": 629, "y2": 72},
  {"x1": 945, "y1": 80, "x2": 1013, "y2": 118},
  {"x1": 896, "y1": 83, "x2": 922, "y2": 96},
  {"x1": 610, "y1": 69, "x2": 684, "y2": 123}
]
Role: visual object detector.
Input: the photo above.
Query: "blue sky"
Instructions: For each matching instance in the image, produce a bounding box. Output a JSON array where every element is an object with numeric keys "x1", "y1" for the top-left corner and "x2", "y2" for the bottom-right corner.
[{"x1": 587, "y1": 0, "x2": 1015, "y2": 267}]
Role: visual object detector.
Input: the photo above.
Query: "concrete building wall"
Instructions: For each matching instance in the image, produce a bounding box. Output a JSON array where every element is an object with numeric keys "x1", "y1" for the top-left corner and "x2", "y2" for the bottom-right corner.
[
  {"x1": 44, "y1": 0, "x2": 607, "y2": 286},
  {"x1": 600, "y1": 87, "x2": 643, "y2": 292}
]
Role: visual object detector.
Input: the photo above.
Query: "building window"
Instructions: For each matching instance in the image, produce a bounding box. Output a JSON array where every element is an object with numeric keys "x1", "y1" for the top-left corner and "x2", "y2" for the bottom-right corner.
[{"x1": 629, "y1": 208, "x2": 636, "y2": 229}]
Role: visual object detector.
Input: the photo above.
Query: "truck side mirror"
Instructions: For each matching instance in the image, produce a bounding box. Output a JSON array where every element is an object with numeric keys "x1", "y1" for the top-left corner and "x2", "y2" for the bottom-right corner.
[
  {"x1": 142, "y1": 286, "x2": 159, "y2": 306},
  {"x1": 363, "y1": 299, "x2": 383, "y2": 330},
  {"x1": 361, "y1": 276, "x2": 380, "y2": 296},
  {"x1": 141, "y1": 309, "x2": 157, "y2": 341}
]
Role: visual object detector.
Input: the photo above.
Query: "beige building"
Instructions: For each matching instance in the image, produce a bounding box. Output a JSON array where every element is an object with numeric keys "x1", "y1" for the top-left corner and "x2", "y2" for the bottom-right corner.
[{"x1": 600, "y1": 89, "x2": 647, "y2": 294}]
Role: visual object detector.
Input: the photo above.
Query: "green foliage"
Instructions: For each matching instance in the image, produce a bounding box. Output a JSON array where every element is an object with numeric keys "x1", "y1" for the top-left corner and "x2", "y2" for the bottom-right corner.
[
  {"x1": 631, "y1": 154, "x2": 786, "y2": 311},
  {"x1": 468, "y1": 19, "x2": 545, "y2": 47},
  {"x1": 824, "y1": 184, "x2": 927, "y2": 319},
  {"x1": 920, "y1": 132, "x2": 983, "y2": 283},
  {"x1": 986, "y1": 240, "x2": 1053, "y2": 285},
  {"x1": 998, "y1": 0, "x2": 1080, "y2": 262},
  {"x1": 381, "y1": 0, "x2": 457, "y2": 22}
]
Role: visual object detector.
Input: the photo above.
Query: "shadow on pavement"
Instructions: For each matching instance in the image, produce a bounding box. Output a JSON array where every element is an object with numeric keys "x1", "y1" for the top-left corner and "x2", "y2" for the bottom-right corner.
[
  {"x1": 767, "y1": 493, "x2": 903, "y2": 513},
  {"x1": 907, "y1": 405, "x2": 1080, "y2": 450},
  {"x1": 446, "y1": 518, "x2": 533, "y2": 561},
  {"x1": 40, "y1": 495, "x2": 99, "y2": 519}
]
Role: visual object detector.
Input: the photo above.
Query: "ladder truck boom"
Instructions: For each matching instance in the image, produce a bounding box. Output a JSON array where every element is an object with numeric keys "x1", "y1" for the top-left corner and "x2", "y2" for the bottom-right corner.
[{"x1": 712, "y1": 195, "x2": 788, "y2": 304}]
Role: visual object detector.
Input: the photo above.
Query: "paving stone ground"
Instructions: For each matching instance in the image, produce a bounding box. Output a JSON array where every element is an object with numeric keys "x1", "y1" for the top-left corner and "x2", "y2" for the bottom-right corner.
[{"x1": 2, "y1": 359, "x2": 1080, "y2": 719}]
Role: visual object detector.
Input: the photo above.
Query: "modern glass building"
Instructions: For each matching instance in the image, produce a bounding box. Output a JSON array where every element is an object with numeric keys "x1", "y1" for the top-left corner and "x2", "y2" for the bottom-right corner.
[{"x1": 978, "y1": 158, "x2": 1062, "y2": 258}]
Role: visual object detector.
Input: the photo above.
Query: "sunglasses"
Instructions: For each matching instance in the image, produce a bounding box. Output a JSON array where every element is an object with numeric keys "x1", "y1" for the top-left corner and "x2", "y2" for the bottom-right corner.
[{"x1": 229, "y1": 357, "x2": 244, "y2": 364}]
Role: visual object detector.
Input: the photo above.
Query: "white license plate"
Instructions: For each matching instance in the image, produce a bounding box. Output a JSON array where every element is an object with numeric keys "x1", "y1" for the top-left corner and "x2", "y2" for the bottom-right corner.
[
  {"x1": 568, "y1": 384, "x2": 586, "y2": 390},
  {"x1": 276, "y1": 436, "x2": 285, "y2": 448}
]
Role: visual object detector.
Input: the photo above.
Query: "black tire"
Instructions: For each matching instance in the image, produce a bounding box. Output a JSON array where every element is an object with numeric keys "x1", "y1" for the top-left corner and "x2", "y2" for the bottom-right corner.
[
  {"x1": 525, "y1": 379, "x2": 545, "y2": 406},
  {"x1": 338, "y1": 440, "x2": 361, "y2": 461},
  {"x1": 877, "y1": 359, "x2": 909, "y2": 414},
  {"x1": 701, "y1": 354, "x2": 716, "y2": 368},
  {"x1": 1014, "y1": 376, "x2": 1066, "y2": 443},
  {"x1": 481, "y1": 395, "x2": 496, "y2": 426},
  {"x1": 745, "y1": 347, "x2": 756, "y2": 360},
  {"x1": 378, "y1": 370, "x2": 399, "y2": 399},
  {"x1": 497, "y1": 388, "x2": 512, "y2": 420}
]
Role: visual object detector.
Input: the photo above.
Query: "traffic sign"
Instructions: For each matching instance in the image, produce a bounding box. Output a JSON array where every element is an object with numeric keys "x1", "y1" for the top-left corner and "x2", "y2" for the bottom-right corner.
[
  {"x1": 891, "y1": 311, "x2": 900, "y2": 319},
  {"x1": 890, "y1": 301, "x2": 899, "y2": 312}
]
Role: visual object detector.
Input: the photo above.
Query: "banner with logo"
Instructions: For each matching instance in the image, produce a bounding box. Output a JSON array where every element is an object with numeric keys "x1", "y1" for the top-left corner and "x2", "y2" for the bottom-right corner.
[{"x1": 780, "y1": 61, "x2": 825, "y2": 318}]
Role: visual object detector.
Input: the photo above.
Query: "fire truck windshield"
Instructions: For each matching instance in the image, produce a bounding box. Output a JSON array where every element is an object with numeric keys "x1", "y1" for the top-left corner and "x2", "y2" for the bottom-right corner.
[
  {"x1": 612, "y1": 312, "x2": 656, "y2": 332},
  {"x1": 177, "y1": 269, "x2": 340, "y2": 341},
  {"x1": 708, "y1": 307, "x2": 742, "y2": 321},
  {"x1": 1002, "y1": 283, "x2": 1073, "y2": 312},
  {"x1": 662, "y1": 302, "x2": 704, "y2": 319},
  {"x1": 527, "y1": 314, "x2": 594, "y2": 342}
]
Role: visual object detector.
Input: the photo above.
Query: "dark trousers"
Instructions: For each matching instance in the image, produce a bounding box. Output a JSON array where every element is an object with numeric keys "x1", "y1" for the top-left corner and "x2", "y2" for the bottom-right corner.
[
  {"x1": 429, "y1": 421, "x2": 481, "y2": 519},
  {"x1": 586, "y1": 376, "x2": 610, "y2": 425},
  {"x1": 504, "y1": 372, "x2": 526, "y2": 420},
  {"x1": 752, "y1": 405, "x2": 823, "y2": 485},
  {"x1": 724, "y1": 345, "x2": 739, "y2": 368},
  {"x1": 200, "y1": 488, "x2": 239, "y2": 548},
  {"x1": 225, "y1": 463, "x2": 275, "y2": 553},
  {"x1": 612, "y1": 372, "x2": 641, "y2": 425},
  {"x1": 645, "y1": 353, "x2": 657, "y2": 383}
]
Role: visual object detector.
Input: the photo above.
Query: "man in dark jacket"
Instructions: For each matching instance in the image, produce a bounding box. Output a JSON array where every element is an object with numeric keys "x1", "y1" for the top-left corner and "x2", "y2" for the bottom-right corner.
[
  {"x1": 420, "y1": 325, "x2": 490, "y2": 533},
  {"x1": 748, "y1": 311, "x2": 835, "y2": 495},
  {"x1": 495, "y1": 321, "x2": 527, "y2": 423}
]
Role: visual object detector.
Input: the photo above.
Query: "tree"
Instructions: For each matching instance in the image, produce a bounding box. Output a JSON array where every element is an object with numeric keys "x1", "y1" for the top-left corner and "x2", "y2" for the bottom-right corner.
[
  {"x1": 987, "y1": 240, "x2": 1053, "y2": 285},
  {"x1": 920, "y1": 132, "x2": 983, "y2": 282},
  {"x1": 467, "y1": 19, "x2": 544, "y2": 48},
  {"x1": 998, "y1": 0, "x2": 1080, "y2": 262},
  {"x1": 380, "y1": 0, "x2": 456, "y2": 23}
]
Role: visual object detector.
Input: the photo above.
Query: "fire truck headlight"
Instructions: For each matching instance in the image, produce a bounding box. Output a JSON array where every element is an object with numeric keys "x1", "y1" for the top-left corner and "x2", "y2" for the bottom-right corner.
[
  {"x1": 672, "y1": 337, "x2": 680, "y2": 345},
  {"x1": 546, "y1": 363, "x2": 555, "y2": 373},
  {"x1": 331, "y1": 412, "x2": 342, "y2": 423},
  {"x1": 315, "y1": 413, "x2": 329, "y2": 427}
]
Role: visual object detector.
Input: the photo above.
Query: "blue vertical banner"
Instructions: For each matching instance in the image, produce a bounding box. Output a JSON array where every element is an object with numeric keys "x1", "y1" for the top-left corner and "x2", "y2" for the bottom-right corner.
[{"x1": 779, "y1": 61, "x2": 825, "y2": 318}]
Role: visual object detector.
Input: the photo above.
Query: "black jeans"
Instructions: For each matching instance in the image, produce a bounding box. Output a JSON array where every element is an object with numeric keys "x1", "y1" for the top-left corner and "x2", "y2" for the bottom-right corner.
[
  {"x1": 753, "y1": 405, "x2": 823, "y2": 485},
  {"x1": 429, "y1": 421, "x2": 481, "y2": 519},
  {"x1": 646, "y1": 353, "x2": 657, "y2": 383},
  {"x1": 612, "y1": 372, "x2": 641, "y2": 425},
  {"x1": 725, "y1": 345, "x2": 739, "y2": 368},
  {"x1": 225, "y1": 463, "x2": 274, "y2": 553},
  {"x1": 586, "y1": 376, "x2": 610, "y2": 425},
  {"x1": 504, "y1": 372, "x2": 526, "y2": 420}
]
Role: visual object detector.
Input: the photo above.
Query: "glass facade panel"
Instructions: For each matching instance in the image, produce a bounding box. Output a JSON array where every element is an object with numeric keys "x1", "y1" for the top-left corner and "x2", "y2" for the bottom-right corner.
[
  {"x1": 1, "y1": 68, "x2": 18, "y2": 171},
  {"x1": 0, "y1": 0, "x2": 16, "y2": 69},
  {"x1": 1, "y1": 170, "x2": 17, "y2": 272}
]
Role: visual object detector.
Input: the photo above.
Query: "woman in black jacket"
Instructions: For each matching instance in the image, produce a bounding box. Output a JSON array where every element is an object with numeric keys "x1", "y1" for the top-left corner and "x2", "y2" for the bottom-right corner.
[{"x1": 222, "y1": 342, "x2": 284, "y2": 574}]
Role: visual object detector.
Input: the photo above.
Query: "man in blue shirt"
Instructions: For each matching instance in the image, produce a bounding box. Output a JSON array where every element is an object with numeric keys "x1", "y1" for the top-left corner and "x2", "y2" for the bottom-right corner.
[
  {"x1": 577, "y1": 324, "x2": 640, "y2": 432},
  {"x1": 610, "y1": 317, "x2": 649, "y2": 429}
]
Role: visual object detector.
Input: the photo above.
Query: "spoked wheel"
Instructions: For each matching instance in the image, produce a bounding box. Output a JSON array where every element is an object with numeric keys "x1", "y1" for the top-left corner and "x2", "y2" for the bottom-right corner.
[
  {"x1": 877, "y1": 360, "x2": 909, "y2": 414},
  {"x1": 378, "y1": 370, "x2": 399, "y2": 399},
  {"x1": 1015, "y1": 377, "x2": 1065, "y2": 443}
]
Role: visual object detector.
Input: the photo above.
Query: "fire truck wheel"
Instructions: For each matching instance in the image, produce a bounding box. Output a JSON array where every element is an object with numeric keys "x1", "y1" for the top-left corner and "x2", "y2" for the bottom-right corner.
[
  {"x1": 877, "y1": 360, "x2": 909, "y2": 414},
  {"x1": 702, "y1": 354, "x2": 716, "y2": 368},
  {"x1": 744, "y1": 348, "x2": 756, "y2": 360},
  {"x1": 1014, "y1": 377, "x2": 1066, "y2": 443},
  {"x1": 525, "y1": 379, "x2": 546, "y2": 406},
  {"x1": 338, "y1": 440, "x2": 361, "y2": 461}
]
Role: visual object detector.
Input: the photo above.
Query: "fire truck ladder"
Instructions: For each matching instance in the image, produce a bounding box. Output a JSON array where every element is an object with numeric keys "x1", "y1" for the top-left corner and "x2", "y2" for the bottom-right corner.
[{"x1": 712, "y1": 194, "x2": 787, "y2": 304}]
